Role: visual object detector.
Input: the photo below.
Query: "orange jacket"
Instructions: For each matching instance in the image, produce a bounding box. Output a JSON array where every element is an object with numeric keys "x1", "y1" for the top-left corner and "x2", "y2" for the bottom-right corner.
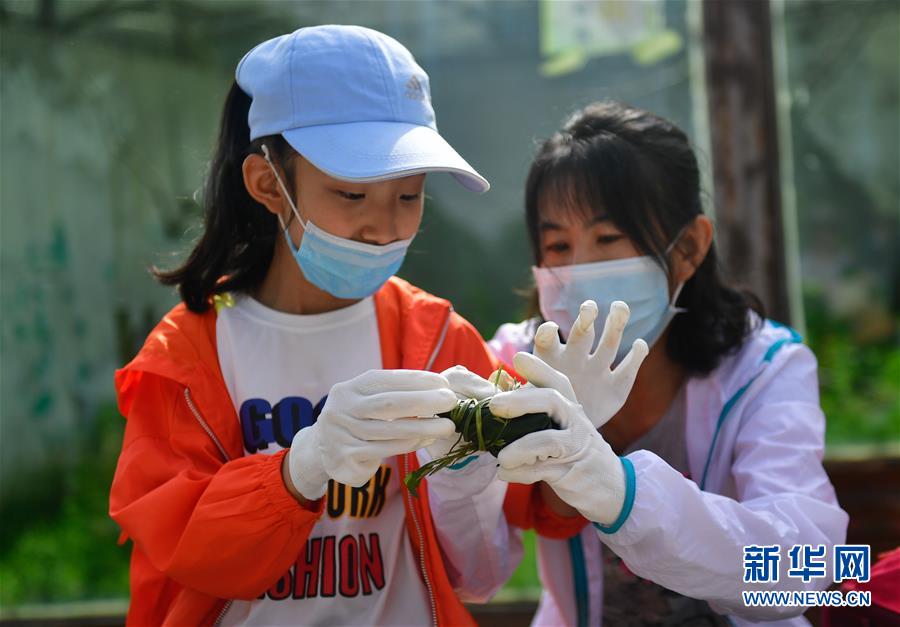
[
  {"x1": 110, "y1": 277, "x2": 499, "y2": 626},
  {"x1": 503, "y1": 483, "x2": 588, "y2": 540}
]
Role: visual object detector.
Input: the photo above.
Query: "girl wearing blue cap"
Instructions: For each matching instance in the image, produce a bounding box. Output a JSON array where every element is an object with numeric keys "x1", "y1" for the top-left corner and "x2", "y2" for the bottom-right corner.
[
  {"x1": 490, "y1": 102, "x2": 848, "y2": 626},
  {"x1": 109, "y1": 26, "x2": 517, "y2": 626}
]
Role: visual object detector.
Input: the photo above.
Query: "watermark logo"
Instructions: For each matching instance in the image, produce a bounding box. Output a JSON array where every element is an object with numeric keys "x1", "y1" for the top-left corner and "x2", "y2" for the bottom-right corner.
[
  {"x1": 788, "y1": 544, "x2": 827, "y2": 583},
  {"x1": 834, "y1": 545, "x2": 870, "y2": 584},
  {"x1": 742, "y1": 544, "x2": 872, "y2": 608},
  {"x1": 742, "y1": 590, "x2": 872, "y2": 608},
  {"x1": 743, "y1": 545, "x2": 781, "y2": 583}
]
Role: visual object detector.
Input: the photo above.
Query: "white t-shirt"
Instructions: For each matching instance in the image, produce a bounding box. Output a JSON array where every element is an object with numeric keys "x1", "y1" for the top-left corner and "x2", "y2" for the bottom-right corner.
[{"x1": 216, "y1": 294, "x2": 430, "y2": 626}]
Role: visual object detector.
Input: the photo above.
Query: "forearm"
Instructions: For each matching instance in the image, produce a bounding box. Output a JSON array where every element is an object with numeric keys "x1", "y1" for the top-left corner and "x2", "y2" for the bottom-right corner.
[
  {"x1": 112, "y1": 446, "x2": 323, "y2": 598},
  {"x1": 540, "y1": 480, "x2": 580, "y2": 518},
  {"x1": 504, "y1": 482, "x2": 589, "y2": 539},
  {"x1": 601, "y1": 451, "x2": 848, "y2": 620}
]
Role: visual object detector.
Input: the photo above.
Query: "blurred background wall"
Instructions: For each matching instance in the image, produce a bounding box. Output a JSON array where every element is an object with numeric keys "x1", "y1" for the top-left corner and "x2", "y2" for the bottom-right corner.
[{"x1": 0, "y1": 0, "x2": 897, "y2": 617}]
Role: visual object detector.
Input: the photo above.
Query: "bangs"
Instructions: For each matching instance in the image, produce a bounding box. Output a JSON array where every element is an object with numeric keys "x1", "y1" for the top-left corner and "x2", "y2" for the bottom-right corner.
[
  {"x1": 536, "y1": 150, "x2": 609, "y2": 226},
  {"x1": 531, "y1": 135, "x2": 665, "y2": 258}
]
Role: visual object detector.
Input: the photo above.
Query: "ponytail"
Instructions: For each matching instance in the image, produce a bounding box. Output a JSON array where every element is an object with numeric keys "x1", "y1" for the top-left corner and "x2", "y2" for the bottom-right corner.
[{"x1": 153, "y1": 82, "x2": 293, "y2": 312}]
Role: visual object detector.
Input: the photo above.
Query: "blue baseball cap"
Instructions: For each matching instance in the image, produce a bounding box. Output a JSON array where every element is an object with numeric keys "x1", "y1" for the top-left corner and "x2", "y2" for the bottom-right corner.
[{"x1": 235, "y1": 25, "x2": 489, "y2": 193}]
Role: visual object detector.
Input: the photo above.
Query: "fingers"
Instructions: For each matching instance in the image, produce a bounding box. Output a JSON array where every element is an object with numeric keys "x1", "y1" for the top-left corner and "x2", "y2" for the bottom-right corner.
[
  {"x1": 610, "y1": 339, "x2": 649, "y2": 395},
  {"x1": 511, "y1": 352, "x2": 577, "y2": 402},
  {"x1": 488, "y1": 368, "x2": 518, "y2": 392},
  {"x1": 349, "y1": 416, "x2": 456, "y2": 442},
  {"x1": 441, "y1": 365, "x2": 496, "y2": 400},
  {"x1": 497, "y1": 430, "x2": 570, "y2": 469},
  {"x1": 351, "y1": 369, "x2": 451, "y2": 395},
  {"x1": 359, "y1": 389, "x2": 458, "y2": 420},
  {"x1": 489, "y1": 386, "x2": 570, "y2": 424},
  {"x1": 593, "y1": 301, "x2": 630, "y2": 366},
  {"x1": 565, "y1": 300, "x2": 598, "y2": 356},
  {"x1": 533, "y1": 320, "x2": 562, "y2": 364},
  {"x1": 362, "y1": 437, "x2": 441, "y2": 461},
  {"x1": 498, "y1": 462, "x2": 567, "y2": 486},
  {"x1": 498, "y1": 464, "x2": 548, "y2": 485},
  {"x1": 327, "y1": 458, "x2": 377, "y2": 487},
  {"x1": 327, "y1": 429, "x2": 450, "y2": 486},
  {"x1": 325, "y1": 437, "x2": 422, "y2": 486}
]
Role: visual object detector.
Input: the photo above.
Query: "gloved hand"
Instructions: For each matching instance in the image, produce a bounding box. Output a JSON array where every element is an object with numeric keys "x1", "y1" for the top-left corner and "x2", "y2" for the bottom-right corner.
[
  {"x1": 533, "y1": 300, "x2": 648, "y2": 428},
  {"x1": 417, "y1": 366, "x2": 508, "y2": 500},
  {"x1": 442, "y1": 365, "x2": 498, "y2": 401},
  {"x1": 288, "y1": 369, "x2": 458, "y2": 500},
  {"x1": 424, "y1": 365, "x2": 511, "y2": 459},
  {"x1": 493, "y1": 352, "x2": 631, "y2": 527}
]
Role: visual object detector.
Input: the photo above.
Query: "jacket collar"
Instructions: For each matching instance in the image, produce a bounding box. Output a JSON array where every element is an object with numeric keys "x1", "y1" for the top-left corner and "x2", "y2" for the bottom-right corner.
[{"x1": 116, "y1": 276, "x2": 454, "y2": 454}]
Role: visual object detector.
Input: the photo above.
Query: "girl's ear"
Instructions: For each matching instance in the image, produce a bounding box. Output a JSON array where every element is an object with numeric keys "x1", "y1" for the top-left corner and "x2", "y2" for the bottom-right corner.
[
  {"x1": 243, "y1": 153, "x2": 286, "y2": 218},
  {"x1": 671, "y1": 215, "x2": 714, "y2": 285}
]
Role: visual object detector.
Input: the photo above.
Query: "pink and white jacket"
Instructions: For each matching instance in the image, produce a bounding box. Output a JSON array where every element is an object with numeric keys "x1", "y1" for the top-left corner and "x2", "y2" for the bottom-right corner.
[{"x1": 490, "y1": 316, "x2": 848, "y2": 626}]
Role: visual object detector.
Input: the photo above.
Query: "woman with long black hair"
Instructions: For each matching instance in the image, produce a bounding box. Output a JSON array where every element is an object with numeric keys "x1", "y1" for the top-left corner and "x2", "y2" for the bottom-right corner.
[{"x1": 492, "y1": 101, "x2": 848, "y2": 626}]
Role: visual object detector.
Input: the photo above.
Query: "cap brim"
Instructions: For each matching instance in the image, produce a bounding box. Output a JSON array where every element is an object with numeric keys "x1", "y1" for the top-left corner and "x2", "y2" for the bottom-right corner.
[{"x1": 282, "y1": 122, "x2": 490, "y2": 193}]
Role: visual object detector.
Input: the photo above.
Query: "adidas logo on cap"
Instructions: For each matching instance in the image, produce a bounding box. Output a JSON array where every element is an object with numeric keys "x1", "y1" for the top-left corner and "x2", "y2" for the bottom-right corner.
[{"x1": 405, "y1": 75, "x2": 426, "y2": 101}]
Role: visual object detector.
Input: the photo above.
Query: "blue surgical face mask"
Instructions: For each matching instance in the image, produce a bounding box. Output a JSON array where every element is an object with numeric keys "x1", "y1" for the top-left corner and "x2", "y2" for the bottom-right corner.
[
  {"x1": 262, "y1": 145, "x2": 414, "y2": 299},
  {"x1": 532, "y1": 250, "x2": 686, "y2": 363}
]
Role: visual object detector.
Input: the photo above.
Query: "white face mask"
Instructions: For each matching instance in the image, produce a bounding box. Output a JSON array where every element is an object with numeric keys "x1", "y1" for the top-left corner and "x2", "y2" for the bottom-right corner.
[{"x1": 532, "y1": 255, "x2": 686, "y2": 363}]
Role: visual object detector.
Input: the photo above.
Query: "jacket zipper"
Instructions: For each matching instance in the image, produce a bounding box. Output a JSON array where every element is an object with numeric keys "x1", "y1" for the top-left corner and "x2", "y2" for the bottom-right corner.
[
  {"x1": 183, "y1": 388, "x2": 234, "y2": 625},
  {"x1": 184, "y1": 388, "x2": 230, "y2": 463},
  {"x1": 425, "y1": 306, "x2": 453, "y2": 371},
  {"x1": 213, "y1": 599, "x2": 233, "y2": 627},
  {"x1": 406, "y1": 305, "x2": 452, "y2": 626},
  {"x1": 405, "y1": 452, "x2": 438, "y2": 627}
]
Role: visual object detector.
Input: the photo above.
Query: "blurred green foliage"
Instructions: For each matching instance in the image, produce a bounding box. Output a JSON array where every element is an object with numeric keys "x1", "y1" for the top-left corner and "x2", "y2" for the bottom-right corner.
[
  {"x1": 804, "y1": 291, "x2": 900, "y2": 446},
  {"x1": 497, "y1": 530, "x2": 540, "y2": 602},
  {"x1": 0, "y1": 405, "x2": 128, "y2": 606}
]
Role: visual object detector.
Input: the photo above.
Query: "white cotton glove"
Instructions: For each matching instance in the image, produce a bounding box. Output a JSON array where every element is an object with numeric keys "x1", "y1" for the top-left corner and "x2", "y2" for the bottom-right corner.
[
  {"x1": 423, "y1": 366, "x2": 504, "y2": 460},
  {"x1": 416, "y1": 366, "x2": 508, "y2": 502},
  {"x1": 442, "y1": 365, "x2": 499, "y2": 402},
  {"x1": 493, "y1": 352, "x2": 629, "y2": 526},
  {"x1": 533, "y1": 300, "x2": 648, "y2": 428},
  {"x1": 288, "y1": 369, "x2": 458, "y2": 500}
]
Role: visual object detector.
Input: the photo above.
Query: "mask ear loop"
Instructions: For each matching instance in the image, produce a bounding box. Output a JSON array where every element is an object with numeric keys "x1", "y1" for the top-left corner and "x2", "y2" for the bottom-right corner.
[
  {"x1": 669, "y1": 282, "x2": 688, "y2": 313},
  {"x1": 261, "y1": 144, "x2": 305, "y2": 232},
  {"x1": 663, "y1": 224, "x2": 692, "y2": 313},
  {"x1": 663, "y1": 223, "x2": 690, "y2": 256}
]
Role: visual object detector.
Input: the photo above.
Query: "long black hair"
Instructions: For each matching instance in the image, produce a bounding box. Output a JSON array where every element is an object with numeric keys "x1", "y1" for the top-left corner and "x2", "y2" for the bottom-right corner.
[
  {"x1": 525, "y1": 101, "x2": 762, "y2": 375},
  {"x1": 154, "y1": 82, "x2": 294, "y2": 312}
]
